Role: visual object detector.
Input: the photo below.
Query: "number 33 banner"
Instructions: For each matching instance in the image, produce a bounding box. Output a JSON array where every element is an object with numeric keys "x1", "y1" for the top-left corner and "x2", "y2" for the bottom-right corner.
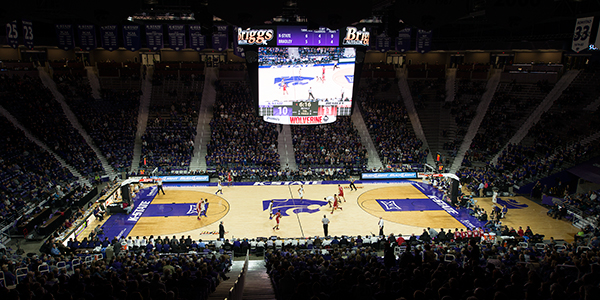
[{"x1": 572, "y1": 17, "x2": 594, "y2": 52}]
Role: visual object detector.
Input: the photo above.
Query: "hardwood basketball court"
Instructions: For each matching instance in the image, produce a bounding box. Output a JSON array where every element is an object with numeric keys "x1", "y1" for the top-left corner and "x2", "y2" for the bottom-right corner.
[{"x1": 82, "y1": 181, "x2": 577, "y2": 243}]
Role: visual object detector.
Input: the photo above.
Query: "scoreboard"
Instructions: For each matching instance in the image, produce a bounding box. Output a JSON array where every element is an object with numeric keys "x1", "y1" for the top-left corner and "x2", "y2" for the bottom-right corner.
[
  {"x1": 269, "y1": 102, "x2": 338, "y2": 117},
  {"x1": 244, "y1": 26, "x2": 369, "y2": 125},
  {"x1": 276, "y1": 26, "x2": 339, "y2": 46}
]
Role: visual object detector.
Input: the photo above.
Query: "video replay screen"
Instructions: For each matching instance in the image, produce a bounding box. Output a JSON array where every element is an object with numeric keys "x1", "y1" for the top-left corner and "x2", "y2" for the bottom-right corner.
[{"x1": 257, "y1": 46, "x2": 356, "y2": 125}]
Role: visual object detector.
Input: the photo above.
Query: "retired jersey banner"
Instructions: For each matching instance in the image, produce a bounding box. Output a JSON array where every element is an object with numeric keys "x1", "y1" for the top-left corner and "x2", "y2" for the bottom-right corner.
[
  {"x1": 232, "y1": 27, "x2": 245, "y2": 57},
  {"x1": 56, "y1": 24, "x2": 75, "y2": 51},
  {"x1": 395, "y1": 28, "x2": 411, "y2": 52},
  {"x1": 572, "y1": 16, "x2": 594, "y2": 52},
  {"x1": 77, "y1": 25, "x2": 96, "y2": 51},
  {"x1": 123, "y1": 25, "x2": 141, "y2": 51},
  {"x1": 6, "y1": 20, "x2": 19, "y2": 49},
  {"x1": 22, "y1": 20, "x2": 34, "y2": 49},
  {"x1": 416, "y1": 29, "x2": 432, "y2": 53},
  {"x1": 376, "y1": 33, "x2": 391, "y2": 52},
  {"x1": 215, "y1": 25, "x2": 228, "y2": 33},
  {"x1": 100, "y1": 25, "x2": 118, "y2": 51},
  {"x1": 167, "y1": 25, "x2": 186, "y2": 51},
  {"x1": 212, "y1": 32, "x2": 228, "y2": 51},
  {"x1": 189, "y1": 25, "x2": 206, "y2": 51},
  {"x1": 146, "y1": 24, "x2": 163, "y2": 51}
]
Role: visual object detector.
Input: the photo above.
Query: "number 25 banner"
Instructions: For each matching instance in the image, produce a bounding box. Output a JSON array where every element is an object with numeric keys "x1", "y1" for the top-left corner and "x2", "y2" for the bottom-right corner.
[{"x1": 572, "y1": 17, "x2": 594, "y2": 52}]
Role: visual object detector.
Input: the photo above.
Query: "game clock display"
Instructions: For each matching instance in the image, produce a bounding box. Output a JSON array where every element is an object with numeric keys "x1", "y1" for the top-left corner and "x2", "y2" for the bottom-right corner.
[{"x1": 271, "y1": 102, "x2": 322, "y2": 116}]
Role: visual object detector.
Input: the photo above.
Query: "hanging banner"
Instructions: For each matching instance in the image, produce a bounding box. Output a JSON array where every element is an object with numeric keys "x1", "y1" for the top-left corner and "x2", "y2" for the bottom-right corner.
[
  {"x1": 167, "y1": 24, "x2": 186, "y2": 51},
  {"x1": 56, "y1": 24, "x2": 75, "y2": 51},
  {"x1": 395, "y1": 28, "x2": 411, "y2": 52},
  {"x1": 189, "y1": 25, "x2": 206, "y2": 51},
  {"x1": 22, "y1": 19, "x2": 34, "y2": 49},
  {"x1": 123, "y1": 25, "x2": 141, "y2": 51},
  {"x1": 572, "y1": 16, "x2": 594, "y2": 52},
  {"x1": 416, "y1": 29, "x2": 432, "y2": 53},
  {"x1": 6, "y1": 20, "x2": 19, "y2": 49},
  {"x1": 146, "y1": 24, "x2": 163, "y2": 51},
  {"x1": 376, "y1": 32, "x2": 391, "y2": 52},
  {"x1": 77, "y1": 25, "x2": 96, "y2": 51},
  {"x1": 215, "y1": 25, "x2": 228, "y2": 33},
  {"x1": 100, "y1": 25, "x2": 118, "y2": 51},
  {"x1": 212, "y1": 32, "x2": 228, "y2": 51},
  {"x1": 232, "y1": 27, "x2": 245, "y2": 57}
]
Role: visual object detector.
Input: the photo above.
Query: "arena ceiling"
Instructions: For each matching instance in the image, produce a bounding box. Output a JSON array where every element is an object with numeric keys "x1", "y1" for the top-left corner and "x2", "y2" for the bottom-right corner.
[{"x1": 2, "y1": 0, "x2": 600, "y2": 50}]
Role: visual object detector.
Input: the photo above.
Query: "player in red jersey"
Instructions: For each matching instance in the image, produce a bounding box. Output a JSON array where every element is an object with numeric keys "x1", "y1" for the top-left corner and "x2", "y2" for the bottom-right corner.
[
  {"x1": 273, "y1": 209, "x2": 282, "y2": 230},
  {"x1": 282, "y1": 82, "x2": 288, "y2": 95},
  {"x1": 331, "y1": 194, "x2": 343, "y2": 214},
  {"x1": 460, "y1": 229, "x2": 466, "y2": 241},
  {"x1": 454, "y1": 228, "x2": 461, "y2": 242},
  {"x1": 466, "y1": 228, "x2": 473, "y2": 241},
  {"x1": 473, "y1": 227, "x2": 481, "y2": 240},
  {"x1": 227, "y1": 171, "x2": 232, "y2": 187},
  {"x1": 337, "y1": 184, "x2": 345, "y2": 202}
]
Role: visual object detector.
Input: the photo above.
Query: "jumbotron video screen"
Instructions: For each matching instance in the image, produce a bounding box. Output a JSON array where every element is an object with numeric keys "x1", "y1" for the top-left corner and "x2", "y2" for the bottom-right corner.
[{"x1": 258, "y1": 46, "x2": 356, "y2": 125}]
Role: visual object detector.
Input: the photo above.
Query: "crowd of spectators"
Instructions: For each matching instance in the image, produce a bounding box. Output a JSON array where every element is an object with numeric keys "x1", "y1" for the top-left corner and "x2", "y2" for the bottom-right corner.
[
  {"x1": 0, "y1": 74, "x2": 103, "y2": 178},
  {"x1": 141, "y1": 99, "x2": 198, "y2": 172},
  {"x1": 266, "y1": 225, "x2": 600, "y2": 300},
  {"x1": 213, "y1": 166, "x2": 352, "y2": 183},
  {"x1": 291, "y1": 117, "x2": 367, "y2": 168},
  {"x1": 360, "y1": 78, "x2": 427, "y2": 167},
  {"x1": 0, "y1": 117, "x2": 75, "y2": 227},
  {"x1": 205, "y1": 81, "x2": 280, "y2": 169},
  {"x1": 0, "y1": 241, "x2": 232, "y2": 300},
  {"x1": 468, "y1": 82, "x2": 553, "y2": 163},
  {"x1": 56, "y1": 74, "x2": 140, "y2": 172}
]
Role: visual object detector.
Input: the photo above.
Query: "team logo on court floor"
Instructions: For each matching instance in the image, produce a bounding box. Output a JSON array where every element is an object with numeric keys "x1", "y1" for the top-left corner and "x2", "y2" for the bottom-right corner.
[
  {"x1": 376, "y1": 199, "x2": 443, "y2": 212},
  {"x1": 274, "y1": 76, "x2": 314, "y2": 87},
  {"x1": 263, "y1": 199, "x2": 328, "y2": 216},
  {"x1": 496, "y1": 198, "x2": 528, "y2": 209}
]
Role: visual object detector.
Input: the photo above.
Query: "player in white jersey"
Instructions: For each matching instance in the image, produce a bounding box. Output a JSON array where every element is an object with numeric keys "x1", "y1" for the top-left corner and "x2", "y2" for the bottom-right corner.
[
  {"x1": 268, "y1": 200, "x2": 274, "y2": 219},
  {"x1": 197, "y1": 198, "x2": 204, "y2": 220},
  {"x1": 298, "y1": 185, "x2": 304, "y2": 201},
  {"x1": 325, "y1": 195, "x2": 335, "y2": 208},
  {"x1": 215, "y1": 180, "x2": 223, "y2": 194}
]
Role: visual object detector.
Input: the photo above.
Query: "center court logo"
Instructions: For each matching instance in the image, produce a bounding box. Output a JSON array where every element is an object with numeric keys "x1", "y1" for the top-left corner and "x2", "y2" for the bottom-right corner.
[
  {"x1": 262, "y1": 199, "x2": 328, "y2": 216},
  {"x1": 274, "y1": 76, "x2": 314, "y2": 86}
]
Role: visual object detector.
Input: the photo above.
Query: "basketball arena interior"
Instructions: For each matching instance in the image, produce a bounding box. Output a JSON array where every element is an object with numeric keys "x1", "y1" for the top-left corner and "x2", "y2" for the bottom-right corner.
[{"x1": 1, "y1": 1, "x2": 600, "y2": 299}]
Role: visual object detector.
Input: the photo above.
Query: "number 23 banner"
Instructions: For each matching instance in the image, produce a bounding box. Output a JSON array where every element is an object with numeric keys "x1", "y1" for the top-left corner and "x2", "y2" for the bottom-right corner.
[{"x1": 572, "y1": 17, "x2": 594, "y2": 52}]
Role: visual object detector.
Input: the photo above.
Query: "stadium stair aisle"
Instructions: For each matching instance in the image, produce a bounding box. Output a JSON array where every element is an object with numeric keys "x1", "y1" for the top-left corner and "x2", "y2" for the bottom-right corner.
[
  {"x1": 584, "y1": 95, "x2": 600, "y2": 111},
  {"x1": 130, "y1": 68, "x2": 153, "y2": 173},
  {"x1": 189, "y1": 67, "x2": 217, "y2": 171},
  {"x1": 449, "y1": 69, "x2": 501, "y2": 173},
  {"x1": 0, "y1": 106, "x2": 86, "y2": 182},
  {"x1": 85, "y1": 66, "x2": 102, "y2": 100},
  {"x1": 352, "y1": 105, "x2": 383, "y2": 170},
  {"x1": 398, "y1": 71, "x2": 435, "y2": 165},
  {"x1": 241, "y1": 260, "x2": 277, "y2": 300},
  {"x1": 491, "y1": 69, "x2": 581, "y2": 165},
  {"x1": 207, "y1": 260, "x2": 244, "y2": 300},
  {"x1": 37, "y1": 66, "x2": 116, "y2": 178},
  {"x1": 277, "y1": 125, "x2": 298, "y2": 171},
  {"x1": 445, "y1": 68, "x2": 456, "y2": 103}
]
